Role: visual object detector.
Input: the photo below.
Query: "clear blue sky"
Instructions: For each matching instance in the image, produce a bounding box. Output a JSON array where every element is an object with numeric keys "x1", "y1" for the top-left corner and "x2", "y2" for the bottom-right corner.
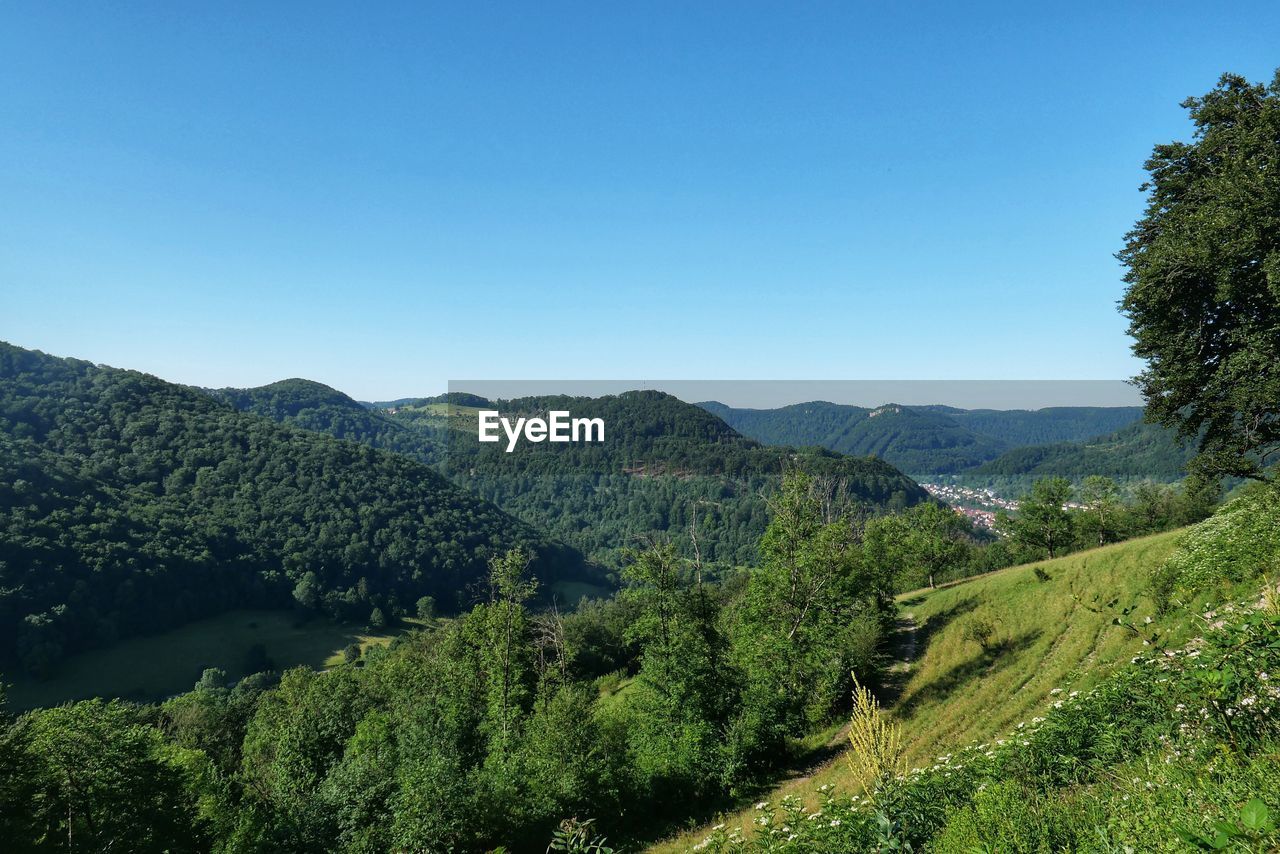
[{"x1": 3, "y1": 2, "x2": 1278, "y2": 400}]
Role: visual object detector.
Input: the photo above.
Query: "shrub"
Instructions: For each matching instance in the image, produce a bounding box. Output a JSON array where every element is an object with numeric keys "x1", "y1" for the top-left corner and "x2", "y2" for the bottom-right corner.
[
  {"x1": 1155, "y1": 484, "x2": 1280, "y2": 604},
  {"x1": 962, "y1": 617, "x2": 997, "y2": 653},
  {"x1": 845, "y1": 676, "x2": 903, "y2": 791}
]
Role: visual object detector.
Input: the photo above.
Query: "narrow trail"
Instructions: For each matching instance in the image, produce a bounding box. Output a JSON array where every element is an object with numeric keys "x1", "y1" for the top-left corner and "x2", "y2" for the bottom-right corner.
[
  {"x1": 889, "y1": 612, "x2": 919, "y2": 675},
  {"x1": 786, "y1": 611, "x2": 919, "y2": 785}
]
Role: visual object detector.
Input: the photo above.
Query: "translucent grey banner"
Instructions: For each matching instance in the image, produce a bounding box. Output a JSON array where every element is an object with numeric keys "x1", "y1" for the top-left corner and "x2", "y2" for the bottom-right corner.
[{"x1": 444, "y1": 380, "x2": 1141, "y2": 409}]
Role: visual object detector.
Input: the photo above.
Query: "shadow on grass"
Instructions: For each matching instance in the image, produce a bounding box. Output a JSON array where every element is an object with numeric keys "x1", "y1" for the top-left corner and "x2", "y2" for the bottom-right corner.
[
  {"x1": 893, "y1": 628, "x2": 1043, "y2": 721},
  {"x1": 878, "y1": 597, "x2": 980, "y2": 705}
]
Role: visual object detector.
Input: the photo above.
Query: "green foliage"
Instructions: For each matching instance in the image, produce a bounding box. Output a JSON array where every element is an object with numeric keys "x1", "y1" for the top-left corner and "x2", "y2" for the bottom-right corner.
[
  {"x1": 415, "y1": 595, "x2": 435, "y2": 621},
  {"x1": 1119, "y1": 70, "x2": 1280, "y2": 481},
  {"x1": 703, "y1": 401, "x2": 1151, "y2": 476},
  {"x1": 703, "y1": 593, "x2": 1280, "y2": 853},
  {"x1": 622, "y1": 542, "x2": 736, "y2": 806},
  {"x1": 220, "y1": 382, "x2": 929, "y2": 572},
  {"x1": 865, "y1": 500, "x2": 970, "y2": 591},
  {"x1": 4, "y1": 699, "x2": 209, "y2": 853},
  {"x1": 425, "y1": 391, "x2": 928, "y2": 568},
  {"x1": 1000, "y1": 477, "x2": 1076, "y2": 559},
  {"x1": 1152, "y1": 483, "x2": 1280, "y2": 610},
  {"x1": 727, "y1": 473, "x2": 891, "y2": 780},
  {"x1": 961, "y1": 617, "x2": 997, "y2": 652},
  {"x1": 209, "y1": 378, "x2": 446, "y2": 466},
  {"x1": 0, "y1": 341, "x2": 588, "y2": 674},
  {"x1": 974, "y1": 421, "x2": 1195, "y2": 480},
  {"x1": 547, "y1": 817, "x2": 616, "y2": 853}
]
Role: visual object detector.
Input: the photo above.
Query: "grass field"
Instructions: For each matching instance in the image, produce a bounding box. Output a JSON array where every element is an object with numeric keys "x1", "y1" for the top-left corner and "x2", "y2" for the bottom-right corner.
[
  {"x1": 2, "y1": 609, "x2": 423, "y2": 712},
  {"x1": 550, "y1": 579, "x2": 613, "y2": 606},
  {"x1": 650, "y1": 529, "x2": 1222, "y2": 851}
]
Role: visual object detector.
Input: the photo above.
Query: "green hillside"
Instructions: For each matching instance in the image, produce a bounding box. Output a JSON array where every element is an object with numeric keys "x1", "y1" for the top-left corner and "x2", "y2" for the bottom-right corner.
[
  {"x1": 700, "y1": 401, "x2": 1148, "y2": 476},
  {"x1": 699, "y1": 401, "x2": 1006, "y2": 472},
  {"x1": 208, "y1": 379, "x2": 447, "y2": 465},
  {"x1": 823, "y1": 404, "x2": 1008, "y2": 473},
  {"x1": 658, "y1": 488, "x2": 1280, "y2": 852},
  {"x1": 433, "y1": 391, "x2": 930, "y2": 567},
  {"x1": 972, "y1": 420, "x2": 1195, "y2": 480},
  {"x1": 219, "y1": 384, "x2": 930, "y2": 568},
  {"x1": 926, "y1": 404, "x2": 1146, "y2": 446},
  {"x1": 0, "y1": 342, "x2": 588, "y2": 676}
]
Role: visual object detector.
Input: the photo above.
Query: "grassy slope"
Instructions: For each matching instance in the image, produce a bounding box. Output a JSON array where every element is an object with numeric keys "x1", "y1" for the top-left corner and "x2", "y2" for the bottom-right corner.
[
  {"x1": 651, "y1": 530, "x2": 1202, "y2": 852},
  {"x1": 3, "y1": 579, "x2": 600, "y2": 714},
  {"x1": 2, "y1": 609, "x2": 425, "y2": 711}
]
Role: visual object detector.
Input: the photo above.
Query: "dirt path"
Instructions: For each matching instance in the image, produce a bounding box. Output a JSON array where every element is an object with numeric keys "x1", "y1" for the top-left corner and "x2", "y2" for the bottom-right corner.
[
  {"x1": 786, "y1": 612, "x2": 919, "y2": 785},
  {"x1": 889, "y1": 612, "x2": 919, "y2": 675}
]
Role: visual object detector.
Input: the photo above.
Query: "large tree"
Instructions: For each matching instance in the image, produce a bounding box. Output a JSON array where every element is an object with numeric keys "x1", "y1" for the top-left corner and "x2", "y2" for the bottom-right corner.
[
  {"x1": 1119, "y1": 71, "x2": 1280, "y2": 481},
  {"x1": 1000, "y1": 477, "x2": 1076, "y2": 560}
]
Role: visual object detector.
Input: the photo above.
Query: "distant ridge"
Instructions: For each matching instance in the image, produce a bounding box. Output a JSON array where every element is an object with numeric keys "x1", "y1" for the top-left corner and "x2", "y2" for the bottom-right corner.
[
  {"x1": 699, "y1": 400, "x2": 1151, "y2": 476},
  {"x1": 220, "y1": 384, "x2": 931, "y2": 568}
]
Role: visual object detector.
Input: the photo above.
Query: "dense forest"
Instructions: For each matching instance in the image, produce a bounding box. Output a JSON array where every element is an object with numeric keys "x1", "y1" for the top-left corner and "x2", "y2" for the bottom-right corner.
[
  {"x1": 207, "y1": 379, "x2": 447, "y2": 467},
  {"x1": 441, "y1": 392, "x2": 930, "y2": 567},
  {"x1": 971, "y1": 421, "x2": 1197, "y2": 479},
  {"x1": 2, "y1": 47, "x2": 1277, "y2": 854},
  {"x1": 699, "y1": 400, "x2": 1188, "y2": 479},
  {"x1": 217, "y1": 385, "x2": 931, "y2": 568},
  {"x1": 0, "y1": 472, "x2": 910, "y2": 852},
  {"x1": 0, "y1": 343, "x2": 590, "y2": 676}
]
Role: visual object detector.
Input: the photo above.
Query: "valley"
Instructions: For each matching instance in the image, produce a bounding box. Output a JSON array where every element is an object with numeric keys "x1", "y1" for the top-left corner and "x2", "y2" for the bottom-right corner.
[
  {"x1": 2, "y1": 609, "x2": 424, "y2": 712},
  {"x1": 2, "y1": 33, "x2": 1279, "y2": 852},
  {"x1": 0, "y1": 339, "x2": 1256, "y2": 852}
]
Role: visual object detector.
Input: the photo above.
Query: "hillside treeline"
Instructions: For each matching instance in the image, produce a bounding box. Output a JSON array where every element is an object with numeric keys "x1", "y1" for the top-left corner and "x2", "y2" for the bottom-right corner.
[
  {"x1": 218, "y1": 385, "x2": 931, "y2": 568},
  {"x1": 0, "y1": 472, "x2": 907, "y2": 852},
  {"x1": 0, "y1": 343, "x2": 588, "y2": 676}
]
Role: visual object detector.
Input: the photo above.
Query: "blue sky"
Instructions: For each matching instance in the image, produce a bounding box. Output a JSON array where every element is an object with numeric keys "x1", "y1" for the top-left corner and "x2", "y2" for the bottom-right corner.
[{"x1": 2, "y1": 2, "x2": 1278, "y2": 400}]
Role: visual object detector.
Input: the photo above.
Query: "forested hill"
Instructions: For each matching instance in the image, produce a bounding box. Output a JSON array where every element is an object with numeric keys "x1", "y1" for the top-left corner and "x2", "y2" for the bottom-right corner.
[
  {"x1": 923, "y1": 405, "x2": 1145, "y2": 446},
  {"x1": 700, "y1": 400, "x2": 1148, "y2": 475},
  {"x1": 699, "y1": 401, "x2": 1006, "y2": 473},
  {"x1": 971, "y1": 421, "x2": 1195, "y2": 479},
  {"x1": 219, "y1": 382, "x2": 929, "y2": 568},
  {"x1": 430, "y1": 391, "x2": 930, "y2": 566},
  {"x1": 208, "y1": 378, "x2": 445, "y2": 465},
  {"x1": 0, "y1": 342, "x2": 587, "y2": 676}
]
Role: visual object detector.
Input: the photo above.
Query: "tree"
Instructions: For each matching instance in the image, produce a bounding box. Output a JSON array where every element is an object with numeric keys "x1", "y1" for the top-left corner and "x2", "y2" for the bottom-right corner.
[
  {"x1": 1003, "y1": 477, "x2": 1075, "y2": 560},
  {"x1": 728, "y1": 472, "x2": 886, "y2": 781},
  {"x1": 1079, "y1": 475, "x2": 1124, "y2": 547},
  {"x1": 415, "y1": 595, "x2": 436, "y2": 621},
  {"x1": 16, "y1": 700, "x2": 207, "y2": 852},
  {"x1": 622, "y1": 541, "x2": 733, "y2": 804},
  {"x1": 484, "y1": 547, "x2": 538, "y2": 752},
  {"x1": 902, "y1": 502, "x2": 970, "y2": 590},
  {"x1": 1119, "y1": 70, "x2": 1280, "y2": 482},
  {"x1": 962, "y1": 617, "x2": 997, "y2": 653},
  {"x1": 864, "y1": 502, "x2": 970, "y2": 591}
]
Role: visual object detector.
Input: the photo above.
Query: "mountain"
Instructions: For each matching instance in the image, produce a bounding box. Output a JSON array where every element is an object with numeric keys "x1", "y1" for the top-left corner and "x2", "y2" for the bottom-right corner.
[
  {"x1": 208, "y1": 379, "x2": 446, "y2": 465},
  {"x1": 922, "y1": 405, "x2": 1146, "y2": 446},
  {"x1": 699, "y1": 401, "x2": 1150, "y2": 476},
  {"x1": 0, "y1": 342, "x2": 588, "y2": 676},
  {"x1": 700, "y1": 401, "x2": 1008, "y2": 474},
  {"x1": 970, "y1": 421, "x2": 1195, "y2": 479},
  {"x1": 362, "y1": 391, "x2": 492, "y2": 410},
  {"x1": 822, "y1": 404, "x2": 1009, "y2": 473},
  {"x1": 697, "y1": 400, "x2": 860, "y2": 448},
  {"x1": 218, "y1": 385, "x2": 930, "y2": 568},
  {"x1": 429, "y1": 391, "x2": 931, "y2": 566}
]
